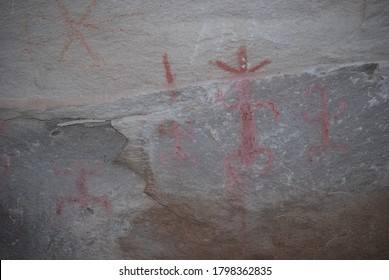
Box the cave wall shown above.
[0,0,388,259]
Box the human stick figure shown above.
[158,120,197,167]
[302,83,348,162]
[210,46,280,187]
[210,46,279,245]
[54,161,112,215]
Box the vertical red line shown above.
[162,53,175,88]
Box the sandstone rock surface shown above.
[0,0,389,259]
[113,64,389,258]
[0,0,388,118]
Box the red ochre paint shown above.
[302,84,348,162]
[162,52,178,101]
[210,45,271,75]
[212,46,279,186]
[55,0,103,67]
[211,45,279,242]
[162,53,175,87]
[24,0,108,67]
[24,0,142,68]
[158,120,196,167]
[54,161,112,215]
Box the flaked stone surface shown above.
[113,64,389,258]
[1,0,388,260]
[0,119,153,259]
[113,64,389,215]
[1,64,388,259]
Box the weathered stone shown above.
[0,119,154,259]
[1,0,388,118]
[1,61,388,259]
[118,189,389,259]
[0,0,388,260]
[111,63,389,258]
[113,65,388,213]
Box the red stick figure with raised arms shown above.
[302,84,348,162]
[210,46,279,245]
[54,161,112,215]
[210,46,280,187]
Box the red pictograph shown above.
[210,45,279,242]
[158,120,196,167]
[24,0,147,68]
[211,46,279,187]
[54,161,112,215]
[211,45,271,75]
[162,53,178,101]
[302,84,348,162]
[54,0,102,67]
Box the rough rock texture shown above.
[1,64,388,259]
[0,119,154,259]
[0,0,389,259]
[113,64,389,259]
[0,0,388,118]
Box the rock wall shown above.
[1,0,388,118]
[0,0,389,259]
[1,63,388,259]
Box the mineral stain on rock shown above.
[117,205,273,259]
[117,189,389,259]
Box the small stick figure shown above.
[54,161,111,215]
[158,120,196,166]
[302,84,348,162]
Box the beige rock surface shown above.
[1,0,388,260]
[0,0,388,118]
